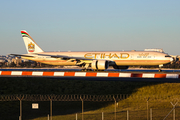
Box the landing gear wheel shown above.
[81,69,92,71]
[93,69,104,72]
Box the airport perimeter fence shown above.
[0,94,180,120]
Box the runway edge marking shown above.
[166,74,179,78]
[11,71,23,75]
[0,71,180,79]
[142,73,155,78]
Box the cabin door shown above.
[131,54,134,59]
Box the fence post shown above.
[173,107,175,120]
[17,95,24,120]
[48,95,53,120]
[20,100,22,120]
[113,96,117,120]
[150,108,152,120]
[127,110,129,120]
[80,96,84,120]
[146,97,150,120]
[163,101,178,120]
[47,114,49,120]
[50,100,52,120]
[102,112,104,120]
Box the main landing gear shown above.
[80,63,92,71]
[80,63,105,71]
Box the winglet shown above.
[21,30,44,53]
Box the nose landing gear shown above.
[158,64,163,72]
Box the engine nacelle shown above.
[91,60,109,70]
[113,65,129,70]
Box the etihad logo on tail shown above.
[28,42,35,52]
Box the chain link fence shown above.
[0,94,180,120]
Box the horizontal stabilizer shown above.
[10,54,35,57]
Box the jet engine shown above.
[91,60,109,70]
[113,65,129,70]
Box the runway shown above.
[0,68,180,82]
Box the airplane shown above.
[10,30,174,71]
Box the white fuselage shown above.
[22,51,172,66]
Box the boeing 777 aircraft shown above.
[11,30,173,71]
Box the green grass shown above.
[0,77,180,120]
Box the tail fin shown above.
[21,30,44,54]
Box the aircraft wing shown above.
[37,54,94,61]
[10,53,94,61]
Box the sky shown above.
[0,0,180,55]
